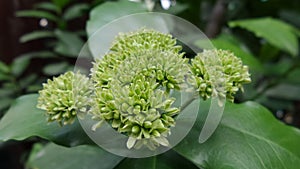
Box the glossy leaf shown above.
[229,17,299,56]
[114,150,198,169]
[27,143,123,169]
[0,94,93,147]
[16,10,60,22]
[20,31,55,43]
[63,3,89,21]
[54,30,84,57]
[174,100,300,169]
[86,0,147,37]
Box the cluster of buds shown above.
[189,49,251,102]
[37,71,91,125]
[37,29,251,150]
[90,29,189,149]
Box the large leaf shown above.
[16,10,60,22]
[174,100,300,169]
[86,0,147,37]
[0,94,93,147]
[229,17,299,56]
[27,143,123,169]
[20,31,55,43]
[115,150,198,169]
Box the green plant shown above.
[1,1,300,169]
[16,0,89,76]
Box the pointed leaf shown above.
[174,100,300,169]
[20,31,55,43]
[16,10,60,22]
[229,17,299,56]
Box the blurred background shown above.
[0,0,299,168]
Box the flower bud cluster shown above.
[37,29,251,150]
[90,29,189,149]
[37,71,91,125]
[189,49,251,102]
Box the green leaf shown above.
[174,100,300,169]
[229,17,299,56]
[43,62,70,75]
[51,0,72,9]
[0,61,10,74]
[54,30,84,57]
[0,94,93,147]
[27,143,123,169]
[20,31,55,43]
[287,68,300,85]
[34,2,60,13]
[0,98,14,113]
[63,3,89,21]
[16,10,60,22]
[86,0,147,37]
[18,51,56,59]
[115,150,198,169]
[265,83,300,101]
[18,74,38,89]
[11,56,31,76]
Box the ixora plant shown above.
[0,28,300,169]
[37,29,251,150]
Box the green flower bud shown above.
[89,29,189,150]
[189,49,251,102]
[37,71,91,125]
